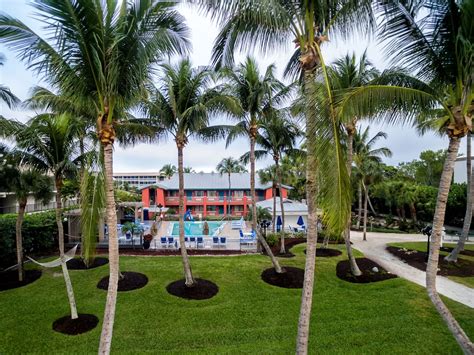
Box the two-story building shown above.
[141,172,289,218]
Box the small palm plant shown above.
[216,157,247,215]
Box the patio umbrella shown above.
[276,216,282,232]
[297,216,304,226]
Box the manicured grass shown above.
[388,242,474,288]
[1,244,473,353]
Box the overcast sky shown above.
[0,1,455,173]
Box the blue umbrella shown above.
[276,216,282,232]
[297,216,304,226]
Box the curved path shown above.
[350,231,474,308]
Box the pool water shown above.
[170,222,223,236]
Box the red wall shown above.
[156,189,165,206]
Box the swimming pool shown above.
[169,221,224,236]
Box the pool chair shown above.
[160,237,167,248]
[167,237,174,248]
[220,237,227,248]
[184,236,189,247]
[197,237,204,248]
[189,236,196,248]
[212,237,219,248]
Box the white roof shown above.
[256,197,308,213]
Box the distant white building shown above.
[256,197,308,230]
[453,157,474,184]
[113,172,165,188]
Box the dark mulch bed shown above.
[97,271,148,292]
[0,270,42,291]
[440,246,474,257]
[387,246,474,277]
[317,237,345,245]
[336,258,398,283]
[261,266,304,288]
[166,278,219,300]
[265,238,306,258]
[304,248,343,257]
[52,314,99,335]
[274,252,296,258]
[67,257,109,270]
[94,248,246,256]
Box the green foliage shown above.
[0,211,57,269]
[166,208,177,215]
[264,232,278,247]
[398,150,447,187]
[115,189,141,202]
[246,206,272,224]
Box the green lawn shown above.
[389,242,474,288]
[1,243,473,354]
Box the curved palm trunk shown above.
[250,130,282,272]
[178,144,195,286]
[15,200,27,282]
[296,70,319,354]
[228,173,231,216]
[55,177,78,320]
[427,136,474,352]
[446,133,472,262]
[276,158,286,254]
[345,131,362,275]
[99,143,119,354]
[363,184,368,241]
[356,183,362,230]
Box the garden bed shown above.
[166,278,219,300]
[97,271,148,291]
[67,257,109,270]
[0,270,42,291]
[52,314,99,335]
[336,257,397,283]
[261,266,304,288]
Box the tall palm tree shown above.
[223,57,290,273]
[241,112,302,253]
[160,164,177,179]
[0,53,20,109]
[258,166,278,232]
[0,113,84,321]
[216,157,247,216]
[0,149,52,282]
[0,2,190,351]
[378,1,474,350]
[144,59,236,287]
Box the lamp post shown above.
[260,219,271,239]
[421,225,432,262]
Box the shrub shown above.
[166,208,176,215]
[0,211,58,270]
[265,233,279,247]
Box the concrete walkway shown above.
[350,231,474,308]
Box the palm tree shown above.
[0,53,20,109]
[216,157,247,216]
[1,149,52,282]
[223,57,290,273]
[0,2,190,351]
[378,1,474,350]
[1,113,84,321]
[144,59,236,287]
[160,164,177,179]
[242,112,302,253]
[183,167,195,173]
[258,166,278,233]
[353,128,392,241]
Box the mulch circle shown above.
[440,246,474,257]
[67,257,109,270]
[303,248,342,257]
[0,270,42,291]
[52,314,99,335]
[275,252,296,258]
[97,271,148,292]
[387,246,474,277]
[166,278,219,300]
[317,237,345,245]
[336,257,398,283]
[261,266,304,289]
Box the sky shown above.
[0,0,454,173]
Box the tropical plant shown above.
[144,59,236,287]
[216,157,247,215]
[0,53,20,110]
[242,111,302,253]
[0,113,84,321]
[160,164,177,179]
[183,167,195,173]
[0,1,190,351]
[223,56,290,273]
[247,205,272,225]
[258,166,278,232]
[378,1,474,350]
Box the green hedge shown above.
[0,211,58,270]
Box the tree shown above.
[242,111,302,253]
[0,113,84,321]
[216,157,247,215]
[144,59,235,287]
[258,165,278,233]
[0,2,190,352]
[160,164,177,179]
[398,150,447,187]
[0,53,20,109]
[378,1,474,350]
[183,167,195,173]
[223,57,290,273]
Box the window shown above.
[234,190,244,198]
[207,191,217,197]
[168,191,179,197]
[207,205,217,212]
[194,191,204,197]
[195,206,204,212]
[234,205,244,212]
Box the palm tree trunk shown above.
[367,195,376,216]
[410,203,417,223]
[272,184,276,233]
[55,177,78,320]
[250,129,282,273]
[345,130,361,276]
[178,143,195,286]
[99,143,119,355]
[228,173,231,216]
[296,70,319,355]
[357,183,362,230]
[276,158,286,254]
[363,185,368,241]
[426,136,474,353]
[15,200,26,282]
[446,133,472,262]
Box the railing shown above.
[163,196,263,205]
[0,198,79,215]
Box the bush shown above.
[166,208,177,215]
[265,233,279,247]
[0,211,58,270]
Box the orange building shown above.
[141,172,289,218]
